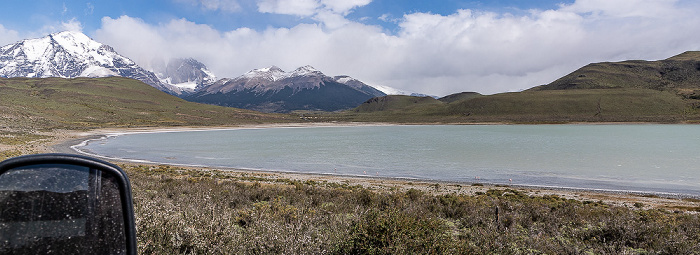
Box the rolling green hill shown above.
[534,51,700,97]
[339,52,700,123]
[0,77,288,131]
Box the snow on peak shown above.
[0,31,171,93]
[0,31,136,79]
[155,57,217,90]
[241,65,325,82]
[291,65,322,77]
[242,66,287,81]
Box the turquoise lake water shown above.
[77,125,700,197]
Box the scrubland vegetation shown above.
[127,165,700,254]
[3,73,700,254]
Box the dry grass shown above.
[126,165,700,254]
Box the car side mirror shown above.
[0,154,137,254]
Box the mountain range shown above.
[0,31,394,112]
[184,66,385,112]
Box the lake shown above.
[76,125,700,197]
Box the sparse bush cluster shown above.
[126,165,700,254]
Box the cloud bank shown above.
[89,0,700,96]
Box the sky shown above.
[1,0,700,96]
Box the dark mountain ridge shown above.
[187,66,386,113]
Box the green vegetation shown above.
[2,54,700,254]
[0,77,289,131]
[127,165,700,254]
[538,51,700,92]
[328,88,699,123]
[322,51,700,123]
[0,77,290,159]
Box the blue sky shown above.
[2,0,574,33]
[1,0,699,96]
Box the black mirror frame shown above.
[0,153,137,255]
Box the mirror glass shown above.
[0,163,127,254]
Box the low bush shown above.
[125,165,700,254]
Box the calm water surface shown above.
[77,125,700,196]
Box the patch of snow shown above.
[291,65,322,77]
[18,37,52,61]
[336,76,355,84]
[201,68,217,82]
[171,81,198,90]
[243,66,289,81]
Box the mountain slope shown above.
[0,31,177,94]
[0,77,286,130]
[187,66,386,113]
[533,51,700,97]
[342,52,700,123]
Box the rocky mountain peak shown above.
[0,31,174,93]
[154,58,217,92]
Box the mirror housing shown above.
[0,153,137,254]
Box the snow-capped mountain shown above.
[0,31,175,93]
[187,66,386,113]
[154,58,216,93]
[201,65,331,94]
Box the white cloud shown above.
[320,0,371,14]
[93,0,700,96]
[95,16,171,70]
[31,18,84,36]
[177,0,241,12]
[85,2,95,15]
[61,18,84,32]
[560,0,679,18]
[257,0,320,16]
[257,0,371,28]
[0,24,20,46]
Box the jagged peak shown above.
[0,31,170,93]
[50,30,91,40]
[49,31,103,50]
[2,30,125,67]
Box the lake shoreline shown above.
[43,123,700,212]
